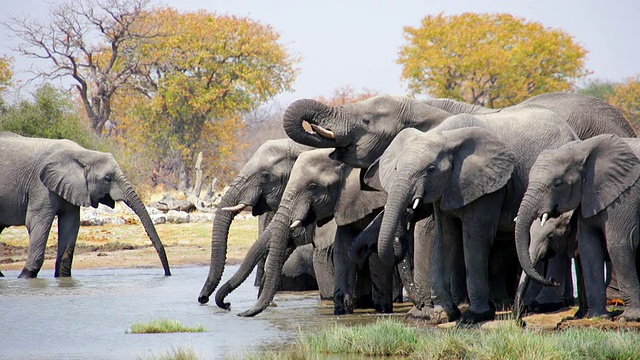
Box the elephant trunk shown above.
[214,222,271,310]
[238,210,292,317]
[515,192,555,286]
[283,99,340,148]
[378,178,413,266]
[198,185,243,304]
[118,175,171,276]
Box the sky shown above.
[1,0,638,105]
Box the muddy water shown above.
[0,266,398,359]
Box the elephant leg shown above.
[312,246,334,300]
[55,207,80,277]
[573,256,588,319]
[578,224,610,319]
[458,202,501,324]
[430,210,462,322]
[412,217,434,308]
[333,226,357,315]
[529,255,572,313]
[368,254,394,313]
[355,260,373,309]
[19,212,55,278]
[488,238,517,310]
[606,225,640,322]
[254,256,266,287]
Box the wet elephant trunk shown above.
[378,178,413,266]
[118,175,171,276]
[198,186,243,304]
[515,192,554,286]
[214,223,271,310]
[283,99,340,148]
[238,210,292,317]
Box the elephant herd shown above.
[2,91,640,326]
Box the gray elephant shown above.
[516,134,640,322]
[364,109,578,324]
[283,92,634,169]
[215,149,390,317]
[0,132,170,278]
[198,139,323,303]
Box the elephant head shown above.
[282,94,454,168]
[198,139,314,304]
[40,148,171,276]
[365,126,516,265]
[515,134,640,285]
[215,149,387,316]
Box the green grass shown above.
[246,318,640,359]
[128,319,206,334]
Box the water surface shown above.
[0,265,390,359]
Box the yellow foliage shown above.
[398,13,590,107]
[0,56,14,92]
[111,7,299,187]
[608,75,640,134]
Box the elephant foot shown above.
[18,269,38,278]
[527,300,565,314]
[457,309,495,325]
[198,295,210,304]
[617,307,640,322]
[572,306,588,319]
[334,294,355,315]
[587,309,613,321]
[404,305,457,324]
[374,302,393,314]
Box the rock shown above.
[165,210,190,224]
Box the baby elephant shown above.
[515,134,640,321]
[0,132,171,278]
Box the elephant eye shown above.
[308,183,318,191]
[104,175,113,183]
[260,172,271,183]
[426,165,437,175]
[362,115,371,125]
[553,178,563,188]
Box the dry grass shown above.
[0,213,259,271]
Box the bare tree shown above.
[4,0,156,136]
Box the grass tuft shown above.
[128,319,206,334]
[137,345,201,360]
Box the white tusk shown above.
[290,220,302,229]
[412,198,420,210]
[513,216,518,223]
[221,204,248,212]
[540,213,549,227]
[310,124,336,139]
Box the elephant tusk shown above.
[290,220,302,229]
[540,213,549,227]
[513,216,518,223]
[310,124,336,139]
[412,198,421,210]
[221,203,248,212]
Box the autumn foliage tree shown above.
[608,75,640,134]
[398,13,590,107]
[5,0,158,136]
[113,8,299,190]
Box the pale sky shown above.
[1,0,638,104]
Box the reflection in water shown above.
[0,266,400,359]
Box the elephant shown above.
[515,134,640,322]
[363,109,579,324]
[0,132,171,278]
[283,92,634,169]
[214,149,390,317]
[198,139,318,304]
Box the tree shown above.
[5,0,157,136]
[578,78,618,100]
[0,83,101,149]
[398,13,590,107]
[113,8,299,190]
[314,85,378,106]
[0,55,13,111]
[608,75,640,134]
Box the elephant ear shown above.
[335,168,387,226]
[363,128,423,191]
[580,135,640,218]
[40,149,91,207]
[441,127,516,211]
